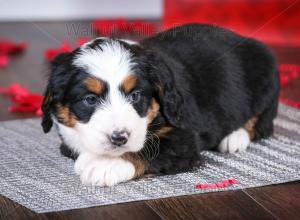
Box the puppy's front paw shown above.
[74,153,96,175]
[74,154,135,186]
[218,128,250,153]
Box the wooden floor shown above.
[0,22,300,220]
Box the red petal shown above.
[76,37,90,47]
[0,40,27,55]
[280,74,289,87]
[0,83,43,116]
[196,179,240,189]
[44,42,72,61]
[228,179,240,184]
[0,54,10,68]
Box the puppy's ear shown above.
[41,86,54,133]
[50,52,70,67]
[154,57,185,127]
[41,52,70,133]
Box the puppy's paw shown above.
[74,153,96,175]
[75,154,135,186]
[218,128,250,153]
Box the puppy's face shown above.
[42,38,160,156]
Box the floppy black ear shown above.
[153,56,185,127]
[41,52,71,133]
[41,86,53,133]
[158,80,184,127]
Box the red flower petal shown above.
[44,42,72,61]
[0,54,10,68]
[0,40,27,55]
[0,83,43,116]
[195,179,240,189]
[76,37,91,47]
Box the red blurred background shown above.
[163,0,300,47]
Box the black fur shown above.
[137,24,279,174]
[60,143,78,160]
[42,24,280,175]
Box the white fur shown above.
[218,128,250,153]
[120,39,138,45]
[75,153,135,186]
[56,39,148,157]
[80,37,108,48]
[73,40,134,85]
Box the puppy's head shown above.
[42,38,183,156]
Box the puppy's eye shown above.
[129,91,141,103]
[83,94,98,106]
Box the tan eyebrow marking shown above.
[122,74,138,93]
[84,77,104,95]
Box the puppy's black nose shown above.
[110,130,129,146]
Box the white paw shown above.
[74,153,135,186]
[218,128,250,153]
[74,153,97,175]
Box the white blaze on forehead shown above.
[120,39,138,45]
[80,37,108,48]
[73,40,135,86]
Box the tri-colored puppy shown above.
[41,24,279,186]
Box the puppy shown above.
[41,24,279,186]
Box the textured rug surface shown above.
[0,104,300,213]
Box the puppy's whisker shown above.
[145,131,160,161]
[141,135,152,161]
[147,133,154,159]
[149,132,157,160]
[141,134,153,161]
[148,122,164,127]
[151,133,160,160]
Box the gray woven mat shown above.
[0,104,300,213]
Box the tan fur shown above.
[122,74,138,93]
[243,116,258,140]
[84,77,104,95]
[146,99,160,123]
[121,153,146,178]
[56,103,77,127]
[155,126,172,137]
